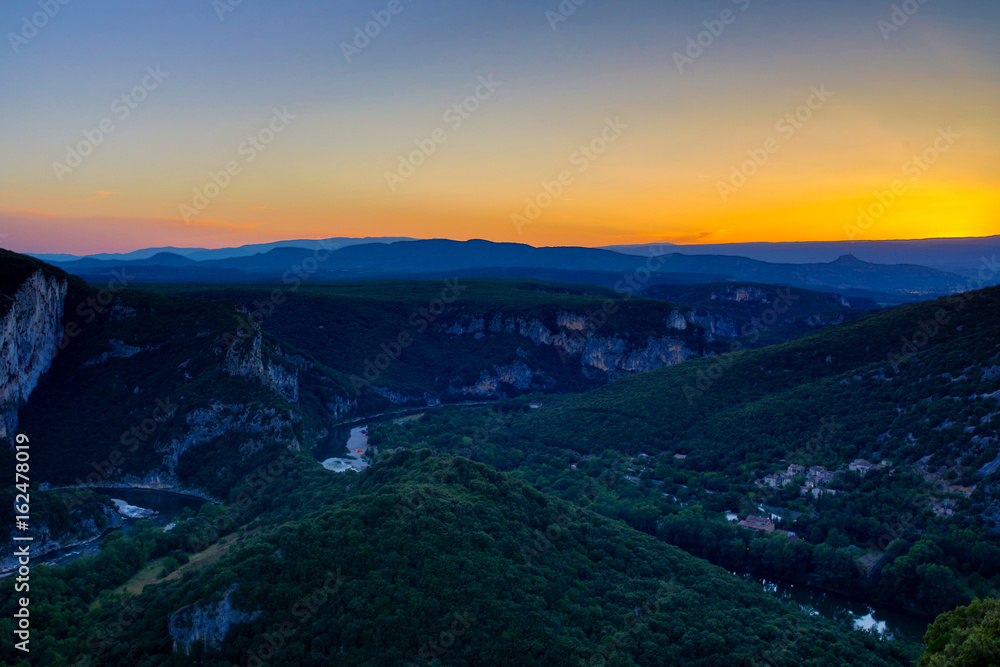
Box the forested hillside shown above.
[523,286,1000,475]
[368,288,1000,618]
[149,280,726,406]
[0,453,916,666]
[1,251,995,664]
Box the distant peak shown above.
[834,253,863,264]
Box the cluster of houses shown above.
[755,459,888,498]
[756,463,833,493]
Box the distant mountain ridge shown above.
[34,234,998,277]
[603,235,1000,277]
[38,239,975,301]
[31,236,415,263]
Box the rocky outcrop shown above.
[451,361,553,397]
[665,310,688,330]
[327,394,357,420]
[683,311,739,340]
[556,312,589,331]
[0,270,68,438]
[81,338,160,368]
[369,385,415,405]
[164,402,296,473]
[222,331,299,403]
[169,584,260,655]
[578,336,695,380]
[439,312,702,383]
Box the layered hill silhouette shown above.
[47,239,972,301]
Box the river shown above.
[311,402,497,462]
[312,405,467,469]
[741,574,929,644]
[96,487,209,516]
[17,488,209,572]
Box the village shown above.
[723,459,884,537]
[753,459,888,497]
[615,453,905,540]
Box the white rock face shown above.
[81,338,157,368]
[169,584,260,655]
[686,311,739,340]
[441,311,702,386]
[580,336,692,377]
[451,361,550,397]
[0,270,68,438]
[556,312,590,331]
[222,330,299,403]
[164,402,294,473]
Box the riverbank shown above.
[0,526,118,577]
[331,400,502,429]
[44,483,219,504]
[740,573,930,644]
[321,426,372,472]
[1,488,211,575]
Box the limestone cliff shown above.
[0,270,68,438]
[221,329,299,403]
[438,311,703,386]
[169,584,260,655]
[163,402,297,473]
[451,361,554,397]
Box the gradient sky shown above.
[1,0,998,254]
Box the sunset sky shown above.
[1,0,998,255]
